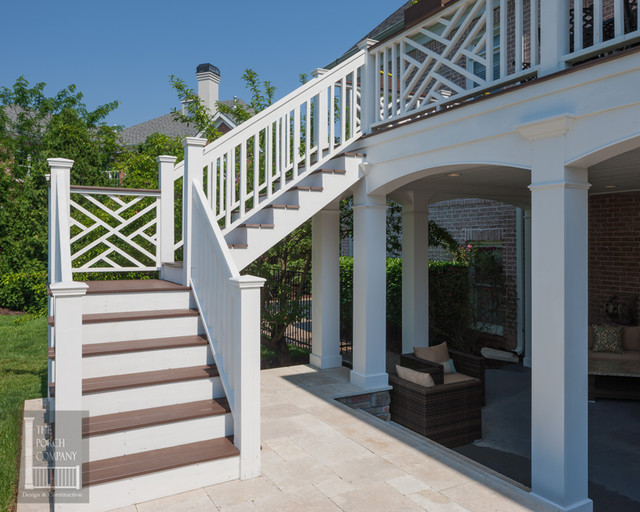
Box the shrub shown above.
[0,270,48,314]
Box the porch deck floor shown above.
[112,365,552,512]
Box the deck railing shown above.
[188,51,366,232]
[566,0,639,62]
[368,0,540,128]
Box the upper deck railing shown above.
[366,0,639,129]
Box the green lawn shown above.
[0,316,48,512]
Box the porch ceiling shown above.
[386,146,640,207]
[589,146,640,195]
[388,166,532,209]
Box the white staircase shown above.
[47,48,368,512]
[49,280,238,511]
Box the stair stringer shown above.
[226,154,364,271]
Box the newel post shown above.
[358,38,378,134]
[47,158,74,285]
[230,275,266,480]
[157,155,177,266]
[182,138,207,286]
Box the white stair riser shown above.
[82,377,224,416]
[54,456,240,512]
[82,346,213,378]
[83,291,193,315]
[82,316,202,344]
[230,159,361,270]
[85,413,233,462]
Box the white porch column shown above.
[524,117,592,512]
[351,183,388,389]
[402,203,429,354]
[311,205,342,369]
[539,0,570,76]
[358,38,379,134]
[523,209,533,368]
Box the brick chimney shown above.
[196,63,221,116]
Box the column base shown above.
[309,353,342,369]
[531,494,592,512]
[523,356,532,368]
[350,370,388,390]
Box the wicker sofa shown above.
[588,324,640,400]
[389,349,485,448]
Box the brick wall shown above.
[429,198,519,350]
[589,191,640,324]
[336,391,391,421]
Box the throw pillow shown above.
[396,365,435,388]
[441,359,456,374]
[414,342,449,363]
[591,324,624,354]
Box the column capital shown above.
[529,180,591,192]
[516,114,576,141]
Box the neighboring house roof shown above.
[119,98,250,146]
[326,1,412,68]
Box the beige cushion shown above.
[443,373,477,384]
[592,324,624,353]
[623,326,640,352]
[396,365,435,388]
[414,342,450,363]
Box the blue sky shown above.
[0,1,404,128]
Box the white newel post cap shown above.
[156,155,178,164]
[230,275,266,290]
[49,281,89,297]
[357,38,378,50]
[311,68,329,78]
[47,158,74,171]
[182,137,208,148]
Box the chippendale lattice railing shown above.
[369,0,540,126]
[69,186,162,272]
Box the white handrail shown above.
[189,179,265,478]
[175,51,366,233]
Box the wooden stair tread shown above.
[48,335,208,360]
[228,243,248,249]
[84,279,189,294]
[265,204,300,210]
[83,398,230,437]
[83,437,238,487]
[49,365,219,397]
[292,186,323,192]
[239,223,274,229]
[312,168,347,175]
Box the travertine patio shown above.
[103,364,553,512]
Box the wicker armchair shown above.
[400,349,486,404]
[389,371,483,448]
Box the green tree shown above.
[0,77,121,311]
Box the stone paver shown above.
[19,365,557,512]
